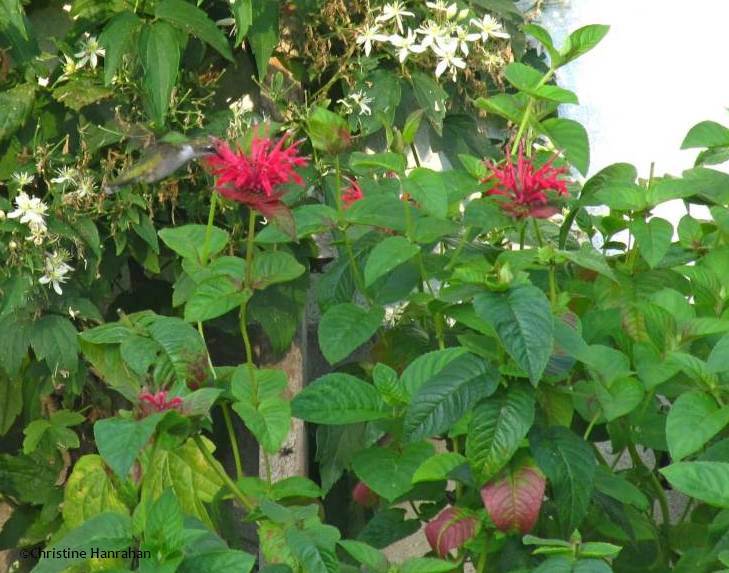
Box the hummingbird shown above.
[103,138,219,193]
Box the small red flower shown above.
[483,147,569,219]
[205,135,308,218]
[424,506,477,557]
[342,178,364,207]
[138,389,183,415]
[352,481,379,508]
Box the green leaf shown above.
[540,117,590,175]
[403,168,449,219]
[403,353,499,442]
[523,23,562,67]
[94,414,162,479]
[412,452,466,484]
[350,151,406,174]
[232,0,252,46]
[140,437,224,528]
[364,237,420,287]
[0,373,22,436]
[666,391,729,461]
[400,558,457,573]
[251,251,305,289]
[594,377,643,421]
[338,540,388,573]
[401,347,468,397]
[156,0,233,61]
[159,224,229,262]
[560,24,610,65]
[99,12,142,86]
[352,442,434,501]
[474,285,554,385]
[30,315,79,373]
[184,275,250,322]
[318,303,383,364]
[31,512,133,573]
[682,120,729,149]
[561,244,617,282]
[466,384,535,479]
[145,314,211,388]
[306,106,350,154]
[411,71,448,134]
[402,109,424,145]
[661,462,729,508]
[631,218,673,268]
[140,20,181,126]
[0,83,34,143]
[249,0,279,77]
[52,77,113,111]
[231,367,291,454]
[62,455,130,529]
[292,373,389,424]
[316,424,366,494]
[78,339,141,401]
[0,314,31,376]
[503,63,578,104]
[530,426,596,535]
[180,549,256,573]
[475,93,524,124]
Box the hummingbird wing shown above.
[104,144,197,193]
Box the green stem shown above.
[583,411,599,440]
[510,68,555,157]
[201,192,219,265]
[532,217,544,247]
[199,193,243,480]
[334,155,369,299]
[548,265,558,305]
[477,534,488,573]
[444,226,471,271]
[245,208,256,286]
[628,443,670,534]
[519,220,527,250]
[193,435,255,511]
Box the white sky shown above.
[541,0,729,180]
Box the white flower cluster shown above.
[356,1,509,81]
[52,166,97,201]
[7,190,49,246]
[39,251,74,295]
[337,91,374,117]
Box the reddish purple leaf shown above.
[481,458,546,533]
[424,506,477,557]
[352,481,379,508]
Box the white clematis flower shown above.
[376,2,415,34]
[433,37,466,81]
[470,14,510,42]
[417,20,447,50]
[389,29,427,63]
[39,251,73,296]
[356,24,389,57]
[454,25,481,56]
[7,191,48,231]
[74,35,105,69]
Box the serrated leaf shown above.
[404,353,499,442]
[0,83,34,143]
[184,274,250,322]
[540,117,590,175]
[318,303,383,364]
[412,452,466,483]
[156,0,233,61]
[401,347,469,397]
[661,461,729,508]
[480,456,546,534]
[466,384,535,479]
[631,217,673,268]
[94,414,162,479]
[251,251,305,289]
[249,0,279,77]
[140,20,181,126]
[99,12,142,86]
[30,315,79,373]
[352,442,434,501]
[474,285,554,385]
[63,455,130,529]
[292,373,389,424]
[530,426,596,535]
[159,224,229,262]
[666,391,729,461]
[232,0,252,46]
[231,367,291,454]
[412,71,448,134]
[364,236,419,287]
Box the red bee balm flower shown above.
[139,390,183,415]
[483,148,569,219]
[342,178,364,207]
[205,135,308,218]
[352,481,379,508]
